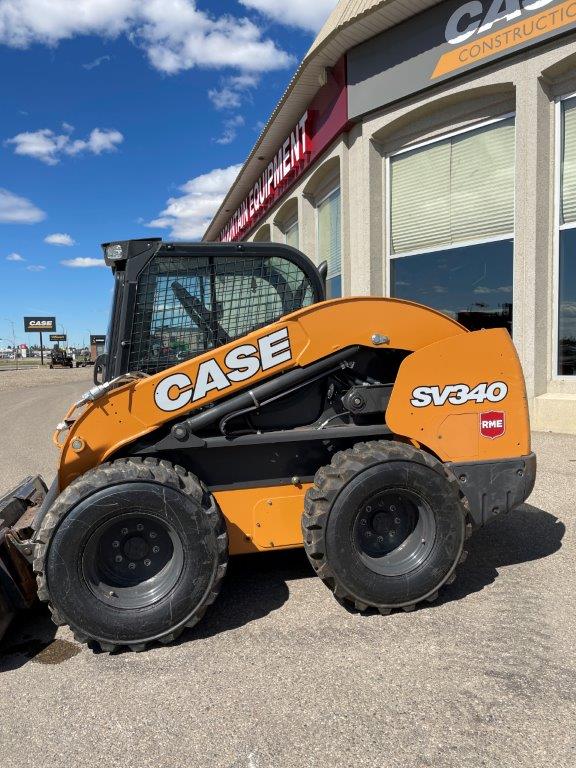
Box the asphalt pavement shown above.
[0,369,574,768]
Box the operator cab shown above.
[97,239,326,384]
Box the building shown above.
[204,0,576,434]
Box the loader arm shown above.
[54,297,529,494]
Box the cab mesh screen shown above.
[128,254,315,374]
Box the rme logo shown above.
[480,410,506,438]
[410,381,508,408]
[446,0,557,45]
[154,327,292,413]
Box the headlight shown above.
[105,243,124,260]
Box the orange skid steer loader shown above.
[0,240,535,651]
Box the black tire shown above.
[33,457,228,652]
[302,441,471,613]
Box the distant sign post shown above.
[24,316,56,366]
[49,334,67,344]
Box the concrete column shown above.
[346,123,371,295]
[513,70,554,402]
[300,193,317,265]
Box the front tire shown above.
[302,441,470,613]
[33,458,228,652]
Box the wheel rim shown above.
[352,488,436,576]
[82,513,184,609]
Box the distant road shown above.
[0,369,92,496]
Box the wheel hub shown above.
[123,536,149,561]
[82,513,183,609]
[352,489,436,576]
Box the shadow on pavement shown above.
[0,604,79,673]
[185,547,315,643]
[0,504,563,660]
[440,503,565,604]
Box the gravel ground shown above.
[0,369,574,768]
[0,365,91,393]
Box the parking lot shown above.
[0,368,574,768]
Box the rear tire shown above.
[33,457,228,652]
[302,441,471,613]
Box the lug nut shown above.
[121,528,128,535]
[128,562,136,570]
[389,530,396,538]
[150,532,157,539]
[394,518,401,525]
[144,559,151,567]
[115,555,123,563]
[112,540,120,548]
[136,524,144,532]
[390,505,396,513]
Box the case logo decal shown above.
[410,381,508,408]
[154,327,292,413]
[480,411,506,439]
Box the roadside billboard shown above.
[23,316,56,333]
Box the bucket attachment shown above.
[0,476,47,642]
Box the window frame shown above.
[283,215,299,247]
[553,91,576,380]
[385,113,516,335]
[315,183,343,297]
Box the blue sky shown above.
[0,0,337,348]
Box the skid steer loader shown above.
[0,239,536,652]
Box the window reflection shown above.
[390,239,513,334]
[559,228,576,375]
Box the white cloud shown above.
[215,115,245,145]
[61,257,106,268]
[6,126,124,165]
[0,188,46,223]
[473,285,514,295]
[239,0,338,32]
[83,54,111,70]
[44,232,76,246]
[148,164,241,240]
[0,0,295,73]
[26,264,46,271]
[6,252,25,261]
[208,73,259,110]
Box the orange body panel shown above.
[214,484,313,554]
[386,328,531,461]
[53,298,531,555]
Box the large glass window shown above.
[317,186,342,298]
[558,97,576,376]
[389,118,515,333]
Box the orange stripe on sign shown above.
[432,0,576,79]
